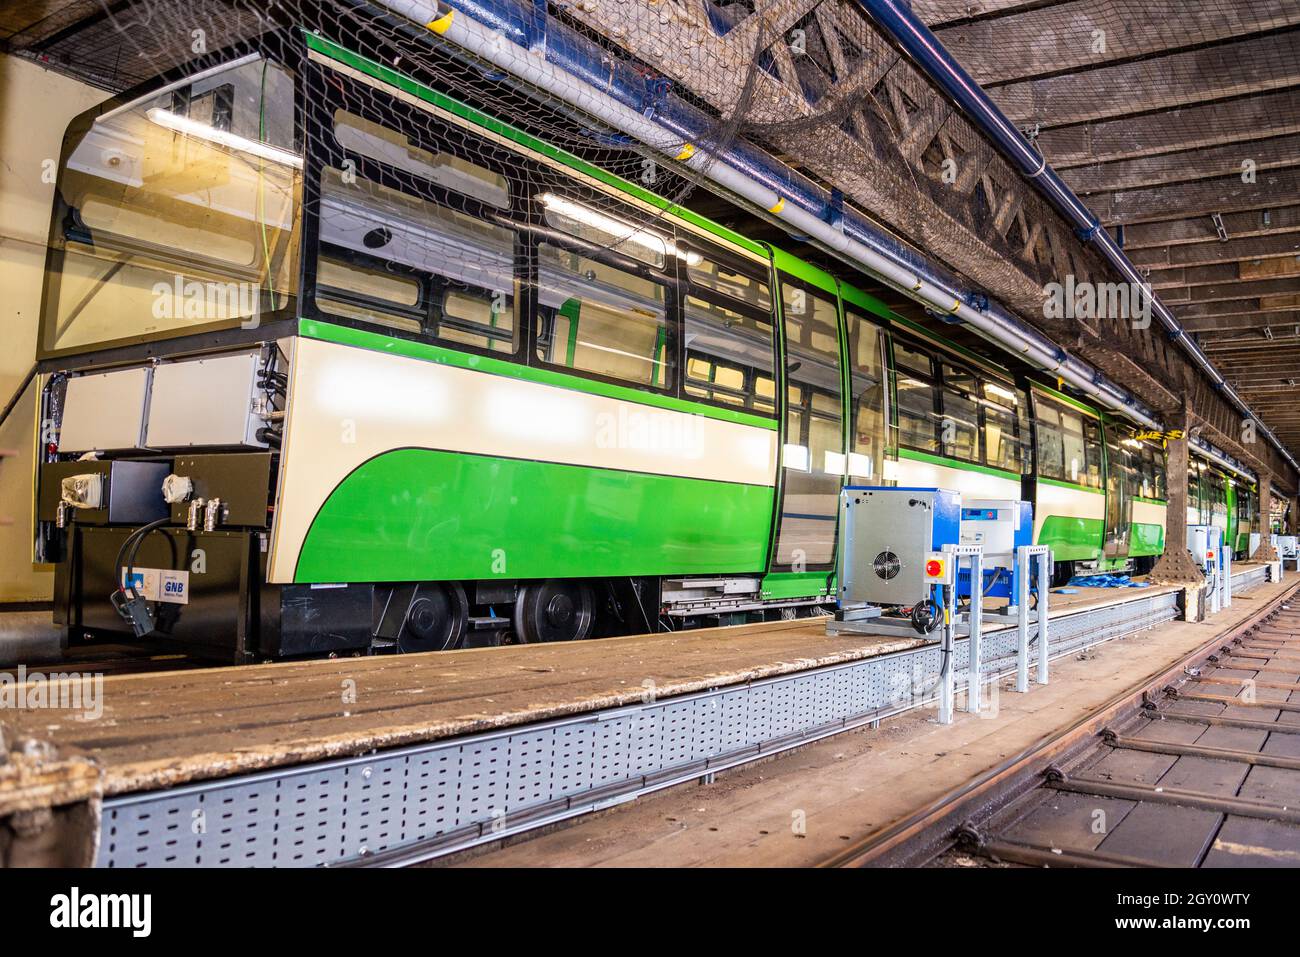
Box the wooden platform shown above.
[0,576,1195,802]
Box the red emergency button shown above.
[925,558,944,577]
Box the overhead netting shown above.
[24,0,1299,302]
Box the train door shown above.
[840,288,889,486]
[1208,470,1229,536]
[1225,479,1238,552]
[769,270,846,573]
[1102,424,1132,559]
[1187,463,1205,527]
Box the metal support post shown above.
[1209,557,1221,616]
[1037,550,1052,685]
[939,577,955,725]
[937,543,984,716]
[966,550,984,715]
[1016,548,1030,694]
[1221,546,1232,609]
[1015,545,1051,693]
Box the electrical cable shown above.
[110,517,173,633]
[909,597,939,634]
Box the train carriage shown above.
[28,27,1249,661]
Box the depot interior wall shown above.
[0,55,105,602]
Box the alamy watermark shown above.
[0,666,103,721]
[595,406,705,456]
[1043,275,1152,329]
[152,275,263,329]
[50,887,150,937]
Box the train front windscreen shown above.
[40,54,301,357]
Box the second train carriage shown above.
[30,29,1254,660]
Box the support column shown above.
[1150,411,1202,583]
[1254,473,1279,562]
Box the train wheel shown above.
[513,580,595,643]
[398,582,469,653]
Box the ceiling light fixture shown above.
[147,107,303,168]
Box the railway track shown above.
[823,582,1300,868]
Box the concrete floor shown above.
[448,574,1298,867]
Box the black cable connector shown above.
[110,517,173,638]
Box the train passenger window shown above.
[1133,443,1166,500]
[535,243,672,388]
[1033,394,1100,487]
[47,56,299,352]
[1124,443,1145,498]
[942,364,978,395]
[982,381,1026,473]
[1034,403,1066,480]
[316,254,423,332]
[685,356,746,405]
[682,250,771,313]
[314,167,520,351]
[441,290,515,353]
[896,374,940,453]
[1133,445,1153,498]
[893,341,933,377]
[680,243,776,414]
[942,392,980,463]
[846,311,886,480]
[1208,471,1227,521]
[1059,409,1087,483]
[1082,419,1104,488]
[773,280,844,570]
[332,110,509,208]
[939,363,980,463]
[539,192,667,269]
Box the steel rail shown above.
[966,838,1161,869]
[1098,731,1300,772]
[1048,776,1300,825]
[818,580,1300,868]
[1171,691,1300,712]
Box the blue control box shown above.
[957,499,1033,601]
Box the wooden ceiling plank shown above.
[992,30,1300,128]
[935,0,1300,86]
[1041,89,1300,168]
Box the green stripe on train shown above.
[295,449,774,583]
[1038,515,1104,562]
[896,447,1021,482]
[1130,522,1164,557]
[760,571,834,600]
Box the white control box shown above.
[146,352,268,448]
[58,367,152,453]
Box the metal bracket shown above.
[1015,545,1052,692]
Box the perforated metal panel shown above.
[1233,566,1269,593]
[99,588,1189,868]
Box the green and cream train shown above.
[31,31,1258,660]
